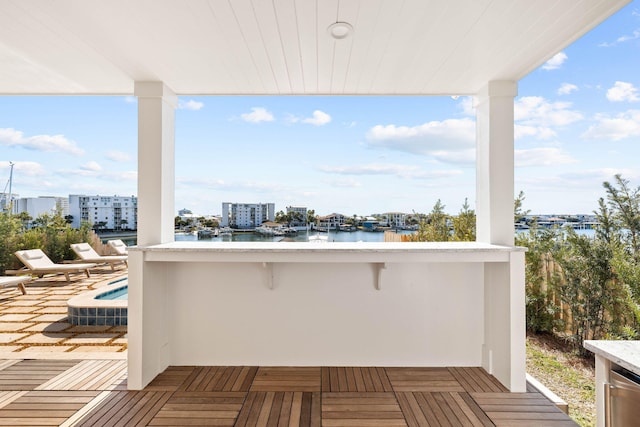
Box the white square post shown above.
[134,81,177,246]
[128,81,176,389]
[476,81,526,392]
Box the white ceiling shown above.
[0,0,630,95]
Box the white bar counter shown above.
[584,340,640,427]
[127,242,526,392]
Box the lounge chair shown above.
[70,243,128,271]
[13,249,96,282]
[107,239,128,255]
[0,276,31,295]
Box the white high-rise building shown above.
[13,196,69,218]
[221,202,275,229]
[69,195,137,230]
[286,206,307,228]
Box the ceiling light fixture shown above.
[328,22,353,40]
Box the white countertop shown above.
[130,241,526,263]
[132,241,526,253]
[584,340,640,376]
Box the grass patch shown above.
[526,333,595,426]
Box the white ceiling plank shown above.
[329,0,361,93]
[250,0,293,93]
[295,0,319,93]
[202,0,268,93]
[228,0,280,93]
[316,0,340,94]
[273,0,305,93]
[428,0,531,94]
[0,1,132,93]
[365,0,442,95]
[415,1,493,94]
[347,0,397,94]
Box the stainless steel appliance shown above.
[606,368,640,427]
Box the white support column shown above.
[134,81,177,246]
[127,249,170,390]
[476,81,525,392]
[128,82,175,390]
[475,81,517,246]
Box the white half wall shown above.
[166,261,484,367]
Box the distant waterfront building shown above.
[221,202,275,229]
[381,212,406,228]
[13,196,69,219]
[0,192,19,213]
[68,194,138,230]
[286,206,307,227]
[317,213,346,230]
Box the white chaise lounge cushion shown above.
[14,249,96,282]
[15,249,96,270]
[107,239,128,255]
[0,276,31,294]
[70,243,127,272]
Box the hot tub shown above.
[67,278,128,326]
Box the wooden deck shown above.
[0,360,578,426]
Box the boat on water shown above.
[255,225,285,236]
[197,228,218,238]
[308,233,328,243]
[219,227,234,235]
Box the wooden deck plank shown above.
[386,368,465,393]
[251,367,321,392]
[0,390,99,427]
[322,392,407,426]
[471,390,578,426]
[0,362,580,426]
[36,360,127,391]
[0,360,79,391]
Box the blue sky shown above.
[1,2,639,217]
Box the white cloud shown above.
[542,52,567,70]
[514,125,557,140]
[515,147,577,167]
[0,161,45,176]
[581,110,640,141]
[106,150,132,162]
[0,128,84,155]
[326,178,362,188]
[123,96,137,104]
[176,177,284,194]
[599,29,640,47]
[319,163,463,180]
[515,96,583,127]
[59,166,136,181]
[178,99,204,111]
[302,110,331,126]
[241,107,274,123]
[459,97,475,116]
[606,81,639,102]
[80,161,102,172]
[557,83,578,95]
[365,118,475,158]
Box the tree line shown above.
[411,175,640,355]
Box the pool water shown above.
[95,285,128,301]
